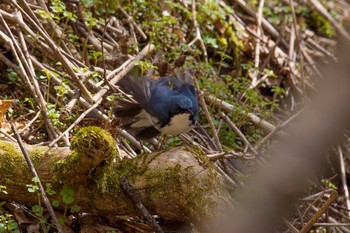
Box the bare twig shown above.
[119,7,147,40]
[48,99,103,147]
[11,0,94,102]
[205,95,279,134]
[93,43,155,102]
[0,128,16,142]
[290,0,308,98]
[252,0,265,85]
[306,38,337,62]
[193,83,223,152]
[309,0,350,41]
[231,0,288,49]
[338,145,350,218]
[11,124,63,233]
[188,0,208,63]
[299,190,338,233]
[254,109,303,150]
[283,219,299,233]
[120,176,164,233]
[310,209,350,233]
[18,111,41,134]
[0,13,59,141]
[220,112,257,155]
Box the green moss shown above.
[144,165,215,217]
[29,146,48,167]
[0,142,27,184]
[183,145,212,168]
[55,151,80,172]
[97,157,148,194]
[70,126,117,158]
[53,127,119,183]
[304,10,335,38]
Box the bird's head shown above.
[171,96,198,124]
[157,95,199,135]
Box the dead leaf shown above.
[215,19,227,34]
[0,99,14,128]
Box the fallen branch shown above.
[0,127,228,223]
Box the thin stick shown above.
[92,43,155,102]
[309,0,350,41]
[283,219,299,233]
[310,206,350,233]
[11,124,63,233]
[188,0,208,63]
[194,84,223,152]
[119,7,147,40]
[290,0,306,97]
[299,190,338,233]
[194,124,218,151]
[254,109,303,150]
[205,95,279,134]
[48,99,102,147]
[220,112,257,155]
[11,0,94,102]
[231,0,288,49]
[120,176,164,233]
[338,145,350,218]
[0,128,16,142]
[252,0,265,85]
[0,14,58,141]
[19,111,41,134]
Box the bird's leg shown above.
[157,134,168,150]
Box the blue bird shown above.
[114,70,199,140]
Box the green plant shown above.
[26,178,81,230]
[52,185,80,225]
[0,214,19,233]
[321,179,338,190]
[6,69,20,84]
[26,177,51,231]
[0,186,7,195]
[47,103,63,127]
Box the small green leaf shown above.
[106,95,114,101]
[32,205,44,216]
[62,196,74,204]
[70,204,81,212]
[52,200,60,207]
[32,177,40,184]
[0,223,6,232]
[60,185,74,198]
[7,220,18,230]
[45,183,57,196]
[58,216,65,226]
[27,187,35,193]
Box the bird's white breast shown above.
[160,113,193,135]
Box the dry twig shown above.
[120,176,165,233]
[11,124,63,233]
[188,0,208,63]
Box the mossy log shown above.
[0,127,228,222]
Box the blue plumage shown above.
[114,71,199,140]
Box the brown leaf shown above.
[215,20,227,35]
[0,99,14,127]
